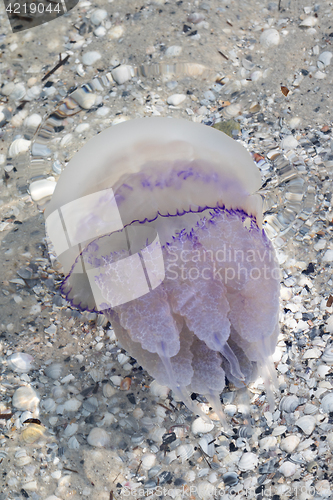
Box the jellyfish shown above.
[44,117,280,426]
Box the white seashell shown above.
[132,407,144,419]
[259,29,280,48]
[21,423,45,444]
[187,12,204,23]
[64,398,82,412]
[222,102,242,118]
[280,136,298,151]
[60,134,73,148]
[102,383,117,398]
[64,423,78,437]
[141,453,156,469]
[111,65,134,85]
[314,71,326,79]
[44,363,63,380]
[8,138,31,158]
[318,51,332,67]
[10,83,26,100]
[165,46,182,57]
[289,117,302,129]
[11,109,28,127]
[315,480,331,498]
[251,70,262,82]
[75,123,90,134]
[303,347,321,359]
[238,451,258,471]
[52,386,65,399]
[198,433,215,457]
[24,113,42,131]
[295,415,316,435]
[177,443,195,462]
[149,427,166,443]
[82,51,102,66]
[299,16,317,27]
[90,368,102,382]
[259,436,277,451]
[280,435,300,453]
[12,386,39,412]
[71,88,97,109]
[279,395,300,413]
[42,398,56,413]
[87,427,110,447]
[167,94,186,106]
[1,82,15,96]
[94,26,106,37]
[197,481,215,500]
[224,404,237,416]
[68,436,80,450]
[304,403,318,415]
[150,381,170,398]
[25,86,41,101]
[7,353,34,373]
[317,365,331,378]
[29,180,56,202]
[90,8,107,25]
[16,454,32,466]
[108,25,124,40]
[321,392,333,413]
[279,460,297,477]
[192,417,214,435]
[321,346,333,364]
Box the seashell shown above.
[321,345,333,364]
[82,51,102,66]
[238,452,258,471]
[259,29,280,48]
[148,464,162,478]
[197,481,215,500]
[94,26,106,37]
[120,377,132,391]
[108,25,124,40]
[90,368,102,382]
[31,143,52,157]
[68,436,80,450]
[11,109,28,127]
[192,417,214,435]
[102,383,116,398]
[21,423,45,444]
[90,8,107,25]
[111,65,134,85]
[42,398,56,413]
[280,136,298,151]
[12,386,39,412]
[24,113,42,131]
[149,427,166,443]
[8,138,31,158]
[303,402,318,415]
[87,427,110,447]
[44,117,280,424]
[167,94,186,106]
[52,386,65,399]
[295,415,316,435]
[223,471,238,487]
[303,347,321,359]
[44,363,63,380]
[83,397,98,412]
[64,398,82,412]
[251,70,262,82]
[318,51,332,67]
[321,392,333,413]
[279,460,297,477]
[177,443,195,462]
[259,436,277,451]
[10,83,26,101]
[222,102,241,118]
[315,480,331,497]
[29,180,56,202]
[150,381,170,399]
[75,123,90,134]
[279,395,300,413]
[16,453,32,466]
[60,134,73,148]
[299,16,317,27]
[187,12,205,24]
[198,433,215,457]
[71,88,97,110]
[141,453,156,470]
[64,423,78,437]
[7,353,34,373]
[280,435,300,453]
[165,46,182,57]
[25,86,41,101]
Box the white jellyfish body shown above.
[44,117,280,424]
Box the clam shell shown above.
[24,114,42,131]
[111,65,134,85]
[21,423,45,444]
[299,16,317,27]
[191,417,214,435]
[7,353,34,373]
[303,403,318,415]
[29,180,56,202]
[177,444,195,462]
[82,51,102,66]
[71,88,97,110]
[279,460,297,477]
[280,435,300,453]
[321,392,333,413]
[44,363,63,380]
[295,415,316,435]
[87,427,110,447]
[8,138,31,158]
[42,398,56,413]
[63,398,82,412]
[198,433,215,457]
[141,453,156,470]
[108,25,125,40]
[223,472,238,487]
[90,8,107,25]
[68,436,80,450]
[259,29,280,48]
[64,423,78,437]
[238,451,258,471]
[279,395,300,413]
[321,345,333,364]
[12,386,39,412]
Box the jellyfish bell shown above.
[44,117,280,426]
